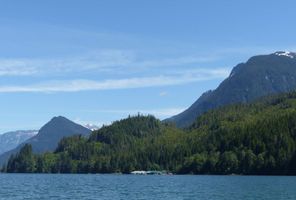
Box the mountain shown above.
[84,124,100,131]
[0,130,37,155]
[166,51,296,127]
[6,91,296,175]
[0,116,91,165]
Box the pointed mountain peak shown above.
[0,115,92,166]
[50,116,69,122]
[38,116,91,137]
[46,116,82,127]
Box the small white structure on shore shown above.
[131,171,147,175]
[130,170,169,175]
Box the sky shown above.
[1,0,296,132]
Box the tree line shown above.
[4,92,296,175]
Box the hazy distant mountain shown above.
[0,116,91,165]
[166,51,296,127]
[84,124,100,131]
[0,130,37,155]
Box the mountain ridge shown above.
[166,51,296,127]
[6,91,296,175]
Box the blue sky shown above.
[1,0,296,132]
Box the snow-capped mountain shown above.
[84,124,100,131]
[0,130,38,155]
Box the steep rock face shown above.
[166,51,296,127]
[0,116,91,165]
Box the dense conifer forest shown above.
[4,92,296,175]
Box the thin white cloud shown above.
[159,91,168,96]
[0,63,38,76]
[0,68,230,93]
[0,49,221,77]
[0,45,291,78]
[0,49,134,76]
[129,55,219,69]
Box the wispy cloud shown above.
[0,68,230,93]
[0,48,222,77]
[0,62,38,76]
[0,49,134,76]
[1,45,290,78]
[159,91,168,97]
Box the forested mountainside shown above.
[4,91,296,175]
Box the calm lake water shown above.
[0,174,295,199]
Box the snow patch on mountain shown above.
[274,51,295,59]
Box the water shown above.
[0,174,295,200]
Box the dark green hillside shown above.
[4,92,296,175]
[181,92,296,175]
[89,115,162,146]
[4,115,189,173]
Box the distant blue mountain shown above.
[0,116,91,165]
[0,130,37,155]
